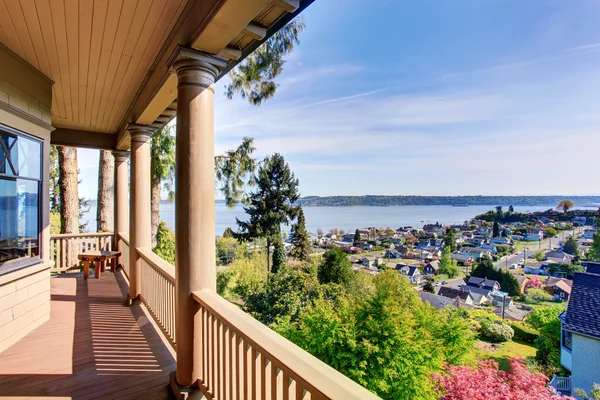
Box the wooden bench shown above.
[78,250,122,279]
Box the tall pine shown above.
[290,207,311,261]
[235,153,300,272]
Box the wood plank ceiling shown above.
[0,0,188,134]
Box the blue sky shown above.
[78,0,600,199]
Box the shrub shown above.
[523,288,554,304]
[480,321,514,343]
[510,321,540,343]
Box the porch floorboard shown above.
[0,270,176,399]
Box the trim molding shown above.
[0,101,54,132]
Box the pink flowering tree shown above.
[434,358,574,400]
[527,275,544,290]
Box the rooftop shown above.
[564,271,600,340]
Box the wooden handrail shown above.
[50,232,115,239]
[136,247,175,283]
[117,232,129,246]
[193,289,380,400]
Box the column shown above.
[112,151,130,252]
[127,125,154,303]
[169,47,223,389]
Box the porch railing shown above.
[117,233,130,278]
[192,289,379,400]
[549,375,571,394]
[49,232,114,272]
[137,246,176,346]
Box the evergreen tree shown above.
[470,260,521,297]
[423,281,435,293]
[563,235,580,257]
[235,153,300,272]
[290,207,312,261]
[223,227,234,238]
[354,229,361,245]
[492,221,500,237]
[589,222,600,261]
[439,247,459,277]
[501,228,509,238]
[444,229,457,252]
[150,126,176,246]
[272,238,287,273]
[508,205,514,213]
[318,247,354,286]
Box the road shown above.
[495,227,583,271]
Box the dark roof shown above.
[514,275,528,286]
[438,287,470,301]
[418,292,456,310]
[407,266,420,277]
[467,277,499,290]
[425,261,440,270]
[586,263,600,275]
[563,272,600,340]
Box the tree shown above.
[153,221,176,265]
[235,153,300,272]
[501,228,509,238]
[527,275,543,289]
[471,260,521,297]
[271,238,287,273]
[445,229,457,252]
[434,358,571,400]
[533,249,545,262]
[495,205,503,216]
[423,281,435,293]
[214,137,257,207]
[290,207,311,261]
[216,236,238,265]
[49,145,60,211]
[354,229,361,245]
[439,247,460,277]
[589,222,600,261]
[508,205,515,213]
[57,146,79,233]
[492,221,500,238]
[574,384,600,400]
[563,236,579,257]
[150,126,176,246]
[226,18,306,105]
[96,150,114,232]
[318,247,354,286]
[223,227,234,238]
[557,199,575,213]
[317,228,324,238]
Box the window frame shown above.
[0,123,43,274]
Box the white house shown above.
[524,229,544,242]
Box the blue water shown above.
[81,203,554,236]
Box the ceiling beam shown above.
[242,22,267,40]
[273,0,299,13]
[219,46,242,60]
[52,128,117,150]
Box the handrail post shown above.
[113,151,130,262]
[168,46,222,397]
[127,125,155,304]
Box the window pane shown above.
[0,134,17,176]
[16,135,41,179]
[0,178,39,263]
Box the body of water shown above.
[82,203,556,235]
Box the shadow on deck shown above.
[0,270,176,399]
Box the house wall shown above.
[571,333,600,397]
[0,45,54,354]
[0,264,51,353]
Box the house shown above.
[468,238,486,247]
[524,229,544,242]
[583,229,597,240]
[466,277,501,292]
[419,291,470,310]
[514,275,529,293]
[491,237,512,245]
[545,277,573,301]
[571,216,587,226]
[385,249,402,259]
[423,260,440,275]
[493,304,532,321]
[341,234,355,243]
[459,247,493,261]
[456,285,491,305]
[545,250,575,265]
[397,265,423,284]
[437,287,474,306]
[451,253,475,265]
[480,242,497,254]
[362,257,383,268]
[554,270,600,397]
[476,227,491,236]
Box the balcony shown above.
[549,375,571,396]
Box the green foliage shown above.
[547,263,585,278]
[535,317,562,374]
[223,227,234,238]
[354,229,361,245]
[470,260,521,296]
[318,247,355,287]
[563,235,580,257]
[235,153,300,272]
[444,229,457,252]
[216,237,239,265]
[479,322,514,343]
[217,270,235,299]
[522,288,554,304]
[272,238,286,274]
[150,126,176,197]
[49,145,60,211]
[214,137,257,207]
[492,221,500,237]
[226,18,306,105]
[510,321,540,343]
[544,227,557,237]
[574,383,600,400]
[50,210,61,235]
[153,221,176,265]
[274,271,475,400]
[533,249,545,262]
[590,226,600,261]
[229,246,268,297]
[496,244,510,256]
[557,199,575,213]
[527,305,565,330]
[290,207,312,261]
[423,281,435,293]
[439,247,460,277]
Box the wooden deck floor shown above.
[0,270,176,399]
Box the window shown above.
[562,329,572,351]
[0,126,42,271]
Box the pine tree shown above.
[235,153,300,272]
[492,221,500,237]
[290,207,311,261]
[272,239,287,274]
[563,236,580,257]
[318,247,354,286]
[354,229,361,245]
[445,229,457,252]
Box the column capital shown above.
[167,46,227,90]
[112,150,130,163]
[127,124,156,143]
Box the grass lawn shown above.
[478,339,537,372]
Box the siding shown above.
[571,333,600,397]
[0,265,51,353]
[0,78,52,124]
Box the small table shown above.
[78,250,122,279]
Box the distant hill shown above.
[297,195,600,207]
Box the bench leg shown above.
[111,257,116,273]
[95,261,102,279]
[83,260,89,279]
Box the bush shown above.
[480,321,514,343]
[523,288,554,304]
[510,321,540,343]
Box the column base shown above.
[169,371,206,400]
[125,294,141,306]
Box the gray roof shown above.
[418,292,456,310]
[564,272,600,340]
[586,263,600,275]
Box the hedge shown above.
[510,321,540,343]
